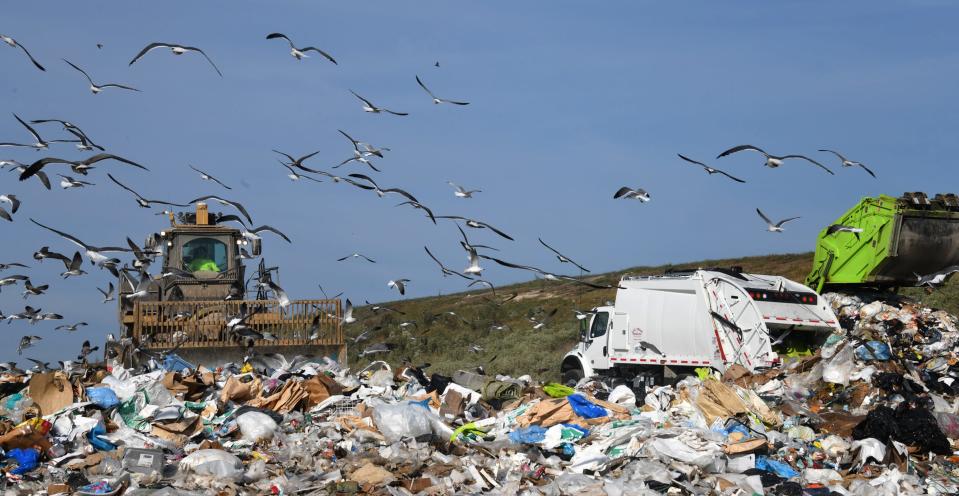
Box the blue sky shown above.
[2,1,957,363]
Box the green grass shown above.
[346,252,958,381]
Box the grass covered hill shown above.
[345,252,958,381]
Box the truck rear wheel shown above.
[562,368,584,388]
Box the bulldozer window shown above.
[590,312,609,338]
[182,237,228,273]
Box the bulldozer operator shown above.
[186,246,220,273]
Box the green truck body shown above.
[806,192,959,292]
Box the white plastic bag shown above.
[372,402,432,442]
[236,411,278,442]
[179,449,244,481]
[823,344,855,386]
[607,385,636,407]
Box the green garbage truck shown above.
[806,192,959,292]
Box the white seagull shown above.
[415,75,470,105]
[63,59,140,94]
[756,208,800,233]
[613,187,650,202]
[717,145,834,175]
[818,149,876,178]
[448,181,481,198]
[388,279,410,295]
[129,42,223,76]
[1,33,45,71]
[349,90,408,116]
[265,33,336,64]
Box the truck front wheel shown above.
[562,368,584,388]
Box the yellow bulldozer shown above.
[108,203,345,369]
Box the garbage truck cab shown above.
[561,268,840,388]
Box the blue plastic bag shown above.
[855,341,890,361]
[755,455,798,479]
[163,353,195,372]
[87,423,116,451]
[86,387,120,409]
[508,425,547,444]
[568,394,608,419]
[7,447,39,475]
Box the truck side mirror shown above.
[251,238,262,257]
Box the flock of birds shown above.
[0,27,951,371]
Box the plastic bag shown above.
[236,411,278,442]
[822,344,855,386]
[372,402,433,442]
[7,447,40,475]
[179,449,244,482]
[86,387,120,409]
[855,341,891,361]
[88,423,116,451]
[508,425,546,444]
[543,383,575,398]
[568,394,607,419]
[607,385,636,407]
[755,455,798,478]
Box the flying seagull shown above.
[60,251,87,278]
[347,174,419,203]
[31,119,104,151]
[55,322,87,332]
[337,253,376,263]
[5,162,50,189]
[21,280,48,299]
[241,225,291,244]
[97,282,115,303]
[265,33,336,64]
[349,90,408,116]
[272,149,323,173]
[108,174,188,208]
[396,200,437,224]
[756,208,800,233]
[365,301,403,315]
[18,335,41,355]
[279,161,324,183]
[424,246,473,280]
[33,246,70,265]
[464,247,483,276]
[826,224,864,239]
[189,165,231,189]
[1,114,49,150]
[916,265,959,289]
[818,149,876,178]
[188,195,252,224]
[0,262,28,272]
[613,186,650,202]
[388,279,410,295]
[19,153,149,180]
[29,218,132,265]
[129,42,223,76]
[337,129,390,159]
[77,340,99,361]
[538,238,590,272]
[717,145,834,175]
[0,274,28,291]
[58,175,94,189]
[448,181,481,198]
[677,154,746,183]
[63,59,140,94]
[1,33,45,71]
[415,75,469,105]
[0,194,20,215]
[435,215,514,240]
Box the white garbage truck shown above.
[560,267,840,388]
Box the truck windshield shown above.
[182,237,228,273]
[590,312,609,338]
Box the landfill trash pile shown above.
[0,294,958,494]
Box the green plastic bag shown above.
[543,383,575,398]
